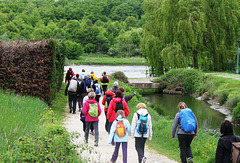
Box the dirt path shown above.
[63,98,178,163]
[206,72,240,80]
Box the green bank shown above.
[66,54,147,65]
[0,84,82,162]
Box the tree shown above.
[65,40,84,59]
[142,0,240,75]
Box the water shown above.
[64,65,150,78]
[142,93,240,136]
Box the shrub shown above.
[232,102,240,122]
[226,96,240,109]
[216,90,229,105]
[111,71,129,83]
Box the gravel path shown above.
[63,98,178,163]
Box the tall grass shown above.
[0,90,47,153]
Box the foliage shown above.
[110,71,129,83]
[0,84,84,162]
[2,110,82,162]
[157,69,240,114]
[232,103,240,122]
[216,90,229,105]
[0,0,144,58]
[158,69,208,94]
[0,89,47,154]
[142,0,240,75]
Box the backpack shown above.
[66,70,73,80]
[86,78,92,88]
[116,120,127,137]
[82,82,87,93]
[180,108,196,132]
[68,79,78,92]
[95,84,100,94]
[115,99,123,113]
[136,113,148,135]
[102,75,108,83]
[105,95,113,109]
[232,142,240,163]
[88,102,98,118]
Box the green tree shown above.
[142,0,240,75]
[65,40,84,59]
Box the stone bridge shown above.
[128,78,160,89]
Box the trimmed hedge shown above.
[0,39,65,104]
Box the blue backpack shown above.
[180,108,196,132]
[136,113,148,136]
[95,84,100,94]
[86,78,92,88]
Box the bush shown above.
[111,71,129,83]
[226,96,240,108]
[216,90,229,105]
[2,110,82,162]
[232,102,240,122]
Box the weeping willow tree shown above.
[142,0,240,75]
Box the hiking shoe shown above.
[188,157,193,163]
[90,131,95,135]
[141,156,147,163]
[111,141,115,146]
[69,108,73,113]
[94,142,98,147]
[73,111,76,114]
[110,160,116,163]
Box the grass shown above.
[66,54,147,65]
[0,90,48,153]
[0,84,83,162]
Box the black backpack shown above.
[115,99,123,113]
[102,75,108,83]
[105,95,113,109]
[66,70,73,80]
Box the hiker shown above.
[109,110,131,163]
[113,81,119,93]
[80,74,93,99]
[65,76,80,114]
[100,71,109,95]
[93,80,101,103]
[90,71,97,81]
[65,67,75,83]
[79,69,85,81]
[215,120,240,163]
[118,87,136,103]
[102,87,115,133]
[172,102,198,163]
[81,88,95,135]
[107,90,129,134]
[131,103,152,163]
[82,92,101,146]
[76,74,82,110]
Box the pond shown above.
[142,93,240,136]
[64,65,150,78]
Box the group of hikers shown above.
[64,67,240,163]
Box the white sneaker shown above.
[141,156,147,163]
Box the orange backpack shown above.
[116,120,126,137]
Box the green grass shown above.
[67,54,147,65]
[0,84,82,162]
[0,90,48,153]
